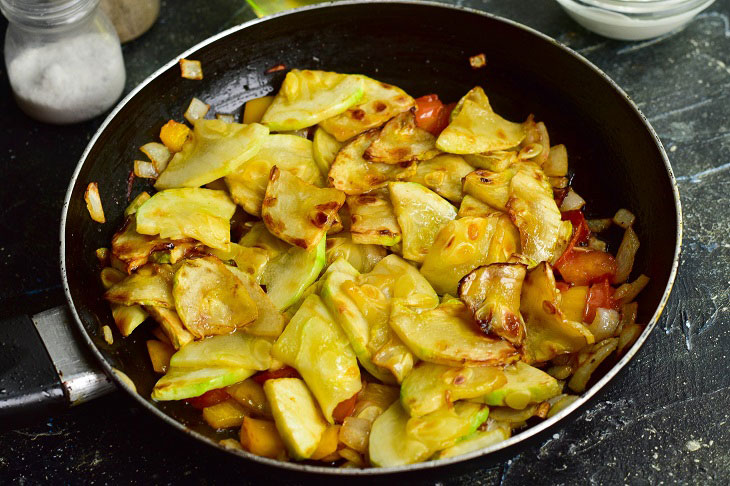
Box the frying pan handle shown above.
[0,307,115,426]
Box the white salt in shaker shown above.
[1,0,126,124]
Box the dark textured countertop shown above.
[1,0,729,484]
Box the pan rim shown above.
[60,0,682,476]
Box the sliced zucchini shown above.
[463,150,518,172]
[100,267,148,336]
[458,263,527,345]
[272,295,361,423]
[406,402,490,451]
[104,263,175,308]
[151,366,255,401]
[407,154,474,203]
[420,215,507,296]
[436,87,525,154]
[319,75,415,142]
[389,299,519,367]
[261,236,326,311]
[481,361,562,409]
[144,306,193,350]
[328,129,416,195]
[136,188,236,250]
[312,127,344,176]
[521,262,594,363]
[225,134,324,217]
[400,362,506,417]
[155,120,269,189]
[364,254,439,307]
[111,216,192,273]
[261,69,364,131]
[320,259,395,383]
[457,195,502,219]
[172,256,258,338]
[347,189,401,246]
[228,266,287,339]
[507,163,572,264]
[238,221,290,260]
[363,110,439,164]
[170,331,271,370]
[520,115,550,167]
[124,191,151,216]
[433,424,511,459]
[325,233,387,273]
[210,243,269,284]
[389,182,457,263]
[262,166,345,250]
[462,166,518,212]
[264,378,328,459]
[369,400,432,467]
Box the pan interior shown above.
[62,1,678,475]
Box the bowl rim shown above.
[60,0,682,476]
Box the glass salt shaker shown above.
[1,0,126,124]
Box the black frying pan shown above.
[1,1,681,481]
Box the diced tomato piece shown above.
[332,393,358,424]
[432,101,456,136]
[555,249,617,286]
[186,388,230,409]
[414,94,445,135]
[555,210,593,271]
[555,281,571,293]
[252,366,301,385]
[583,278,619,323]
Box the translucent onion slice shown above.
[613,226,640,284]
[84,182,105,223]
[559,188,586,212]
[140,142,172,173]
[613,208,636,229]
[179,58,203,80]
[134,160,158,179]
[587,308,620,341]
[184,97,211,124]
[216,113,235,123]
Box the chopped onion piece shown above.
[84,182,105,223]
[616,301,638,335]
[613,208,636,229]
[179,58,203,80]
[184,97,211,124]
[587,308,620,341]
[613,226,640,284]
[140,142,172,173]
[617,323,643,355]
[469,53,486,69]
[102,325,114,345]
[543,144,568,177]
[339,416,371,453]
[549,176,569,189]
[587,218,612,233]
[216,113,235,123]
[560,188,586,211]
[568,338,618,393]
[134,160,158,179]
[547,395,579,418]
[613,274,650,305]
[587,235,607,252]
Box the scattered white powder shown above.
[8,33,125,124]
